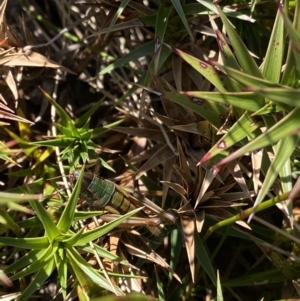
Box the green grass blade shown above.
[63,227,84,246]
[197,0,256,21]
[154,5,172,74]
[67,246,124,295]
[251,88,300,108]
[4,249,40,273]
[91,293,149,301]
[204,191,291,239]
[103,0,130,41]
[155,266,166,301]
[279,4,300,74]
[55,248,68,298]
[200,112,261,164]
[75,208,144,245]
[173,48,238,92]
[30,138,76,148]
[163,91,227,129]
[216,108,300,166]
[169,227,182,283]
[82,244,126,264]
[18,259,56,301]
[75,96,105,127]
[170,0,194,42]
[211,61,281,90]
[194,232,216,286]
[261,5,284,82]
[251,135,299,213]
[57,166,84,232]
[155,5,171,42]
[99,40,155,75]
[9,245,54,281]
[216,6,263,78]
[183,91,264,111]
[29,199,60,241]
[281,0,300,85]
[39,87,75,129]
[0,236,48,249]
[0,191,43,203]
[216,270,224,301]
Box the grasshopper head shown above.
[73,170,94,191]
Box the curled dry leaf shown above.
[0,0,74,73]
[0,49,75,73]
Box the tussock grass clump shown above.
[1,0,300,300]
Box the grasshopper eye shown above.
[74,170,81,180]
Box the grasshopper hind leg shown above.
[135,225,167,245]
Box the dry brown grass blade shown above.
[171,120,213,138]
[135,144,176,180]
[122,277,144,295]
[0,0,6,27]
[3,68,17,99]
[130,144,164,165]
[21,15,35,47]
[199,190,215,204]
[202,199,247,208]
[180,214,195,283]
[205,207,251,230]
[0,0,18,47]
[127,2,156,15]
[186,146,206,166]
[235,220,252,230]
[0,1,72,74]
[227,161,253,202]
[101,232,125,282]
[173,165,194,194]
[129,137,148,158]
[194,168,217,208]
[176,139,193,189]
[191,166,204,200]
[0,92,9,107]
[0,102,33,124]
[195,210,205,233]
[139,112,178,155]
[216,106,233,135]
[122,234,181,283]
[213,182,236,196]
[172,55,183,91]
[160,97,187,122]
[205,207,234,220]
[161,181,188,201]
[86,18,144,39]
[151,111,179,127]
[162,156,177,207]
[0,34,73,110]
[112,127,167,143]
[221,190,257,201]
[251,149,263,193]
[102,133,129,151]
[0,270,12,287]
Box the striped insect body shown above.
[74,171,176,243]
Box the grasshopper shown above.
[74,170,177,243]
